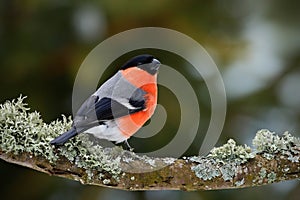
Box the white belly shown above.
[84,121,128,143]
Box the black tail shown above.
[50,128,78,146]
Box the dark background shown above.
[1,1,299,199]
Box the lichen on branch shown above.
[0,95,123,182]
[0,96,299,191]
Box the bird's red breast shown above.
[117,67,158,137]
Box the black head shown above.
[120,54,160,75]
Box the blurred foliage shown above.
[1,0,300,200]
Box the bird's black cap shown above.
[120,54,160,75]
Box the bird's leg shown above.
[124,140,134,152]
[112,140,134,151]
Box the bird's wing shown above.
[73,88,146,128]
[93,96,144,120]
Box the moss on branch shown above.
[0,96,299,191]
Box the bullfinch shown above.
[50,54,160,147]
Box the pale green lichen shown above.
[255,164,278,184]
[219,163,237,181]
[235,178,245,187]
[0,95,71,162]
[253,129,300,162]
[208,139,255,164]
[192,130,299,182]
[102,179,111,185]
[0,96,122,180]
[190,157,220,181]
[259,167,267,179]
[63,134,122,178]
[190,139,255,181]
[143,157,156,167]
[162,157,176,165]
[267,172,277,183]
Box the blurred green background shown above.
[1,0,300,199]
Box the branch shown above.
[0,96,299,191]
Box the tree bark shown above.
[0,96,299,191]
[0,147,299,191]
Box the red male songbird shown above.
[50,54,160,147]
